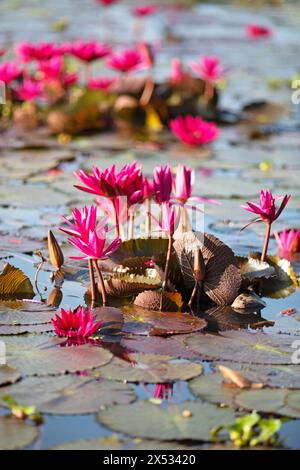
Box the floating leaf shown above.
[134,290,179,312]
[122,335,197,359]
[96,353,203,383]
[186,330,297,364]
[0,375,136,415]
[0,365,21,386]
[0,323,53,335]
[105,272,161,298]
[109,238,169,264]
[173,232,241,305]
[2,335,112,376]
[238,256,275,285]
[0,301,55,324]
[92,306,123,335]
[97,400,236,442]
[231,292,266,311]
[0,416,39,450]
[203,305,272,332]
[0,264,34,300]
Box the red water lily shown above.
[87,77,116,91]
[274,228,300,254]
[95,0,118,5]
[169,115,219,146]
[106,48,146,74]
[153,164,173,204]
[14,79,43,102]
[0,48,6,58]
[0,62,22,84]
[241,189,291,261]
[246,24,272,39]
[154,383,173,400]
[16,41,59,62]
[133,5,157,17]
[67,40,111,62]
[52,306,102,338]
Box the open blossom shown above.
[38,56,78,88]
[106,48,146,74]
[150,202,177,235]
[133,5,157,17]
[153,164,173,204]
[67,40,111,62]
[189,56,226,83]
[169,115,219,146]
[246,24,272,39]
[172,163,219,206]
[95,0,118,5]
[87,77,116,91]
[16,41,59,62]
[14,79,43,101]
[241,189,291,224]
[274,228,300,253]
[0,62,21,84]
[68,228,120,260]
[52,306,102,338]
[60,205,107,243]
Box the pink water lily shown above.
[154,383,173,400]
[106,48,146,74]
[16,41,59,62]
[170,58,185,85]
[189,55,226,83]
[150,202,177,235]
[95,0,118,5]
[241,189,291,261]
[246,24,272,39]
[274,228,300,254]
[169,115,219,146]
[87,77,116,91]
[0,62,22,84]
[14,79,43,102]
[153,164,173,204]
[60,205,107,243]
[133,5,157,17]
[68,229,120,261]
[0,48,6,58]
[68,40,111,62]
[52,306,102,338]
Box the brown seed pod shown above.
[173,231,241,306]
[134,290,179,312]
[47,230,64,269]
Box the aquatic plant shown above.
[169,115,219,146]
[51,306,102,338]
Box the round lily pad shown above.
[235,389,300,419]
[0,416,39,450]
[96,353,203,383]
[51,436,193,450]
[0,365,21,386]
[2,335,113,376]
[186,331,297,364]
[122,335,197,359]
[0,375,136,415]
[0,323,53,335]
[97,401,236,442]
[0,301,55,324]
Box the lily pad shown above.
[96,353,203,383]
[51,436,193,450]
[186,331,297,364]
[0,375,136,415]
[109,238,169,264]
[122,335,198,359]
[0,323,53,335]
[203,306,272,332]
[0,365,21,387]
[2,335,112,376]
[97,400,236,442]
[92,306,124,335]
[0,416,39,450]
[0,301,55,323]
[0,264,34,300]
[123,306,207,336]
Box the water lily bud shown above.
[47,287,63,308]
[47,230,64,269]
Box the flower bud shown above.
[47,230,64,269]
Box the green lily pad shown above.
[0,365,21,386]
[2,335,112,376]
[0,416,39,450]
[0,375,136,415]
[96,353,203,383]
[0,323,53,335]
[186,331,297,364]
[189,372,237,407]
[235,389,300,419]
[97,400,236,442]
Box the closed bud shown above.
[47,230,64,269]
[47,287,63,308]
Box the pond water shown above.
[0,0,300,451]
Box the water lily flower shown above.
[241,189,291,261]
[169,115,219,146]
[246,24,272,39]
[0,62,22,84]
[153,164,173,204]
[68,229,120,261]
[189,56,227,99]
[87,76,116,91]
[16,41,59,62]
[38,56,64,80]
[0,48,6,58]
[170,58,185,85]
[106,48,146,74]
[150,202,176,235]
[14,79,43,102]
[51,306,102,338]
[274,228,300,254]
[154,383,173,400]
[133,5,157,17]
[95,0,119,5]
[60,205,107,242]
[68,40,111,62]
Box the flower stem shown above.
[128,211,135,239]
[88,259,96,308]
[181,205,187,232]
[113,199,120,238]
[204,80,214,101]
[160,234,173,311]
[261,221,271,262]
[93,260,107,307]
[145,198,151,237]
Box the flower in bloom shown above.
[38,56,64,80]
[95,0,118,5]
[16,41,59,62]
[274,228,300,253]
[14,79,43,102]
[153,164,173,204]
[150,202,177,235]
[246,24,272,39]
[241,189,291,224]
[106,48,146,74]
[68,228,120,260]
[189,56,226,83]
[154,383,173,400]
[87,77,116,91]
[51,306,102,338]
[0,62,21,84]
[172,163,219,206]
[133,5,157,17]
[169,115,219,146]
[68,40,111,62]
[59,205,107,243]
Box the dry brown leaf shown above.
[0,263,34,300]
[218,365,263,390]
